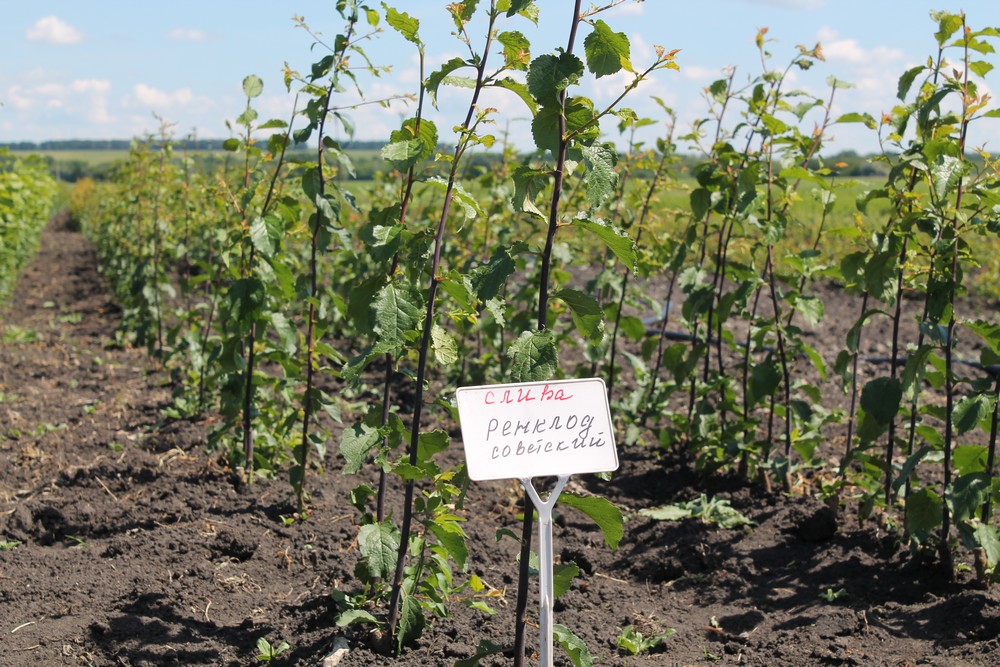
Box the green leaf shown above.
[532,96,598,153]
[897,65,925,100]
[429,522,469,570]
[527,52,584,107]
[430,323,459,365]
[954,444,988,476]
[336,609,380,627]
[794,294,824,325]
[358,522,400,580]
[341,421,382,475]
[382,3,420,44]
[931,155,967,200]
[470,245,517,301]
[905,487,942,543]
[425,57,467,108]
[963,523,1000,567]
[382,118,438,169]
[553,288,604,343]
[269,312,296,355]
[371,282,424,356]
[498,30,530,71]
[571,214,637,272]
[417,428,449,461]
[455,640,506,667]
[583,19,632,77]
[508,330,557,382]
[510,165,548,219]
[249,216,278,258]
[638,504,690,521]
[425,177,483,219]
[582,142,619,208]
[242,74,263,99]
[748,357,781,408]
[560,493,623,550]
[553,624,594,667]
[493,76,538,114]
[951,472,991,523]
[860,377,902,424]
[954,393,995,435]
[553,562,580,598]
[396,588,424,652]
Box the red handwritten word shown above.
[483,384,574,405]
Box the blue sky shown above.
[0,1,994,154]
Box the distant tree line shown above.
[4,138,901,183]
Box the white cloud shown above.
[26,16,84,45]
[739,0,825,8]
[816,26,905,65]
[167,28,209,42]
[71,79,111,94]
[132,84,195,108]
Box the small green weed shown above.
[639,494,755,529]
[616,624,675,655]
[820,587,848,603]
[255,637,290,662]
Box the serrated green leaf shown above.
[498,30,530,71]
[905,487,942,543]
[336,608,380,627]
[532,96,598,153]
[431,324,459,366]
[560,493,623,550]
[952,473,991,523]
[470,245,516,301]
[931,155,967,199]
[748,357,782,408]
[455,640,505,667]
[508,330,557,382]
[582,142,618,207]
[583,19,631,77]
[358,522,400,580]
[638,504,690,521]
[571,214,637,272]
[371,282,424,356]
[383,3,420,44]
[430,521,468,570]
[425,57,467,108]
[860,377,902,424]
[954,444,988,476]
[396,588,424,652]
[553,624,594,667]
[553,562,580,598]
[493,76,538,114]
[553,288,604,343]
[511,165,548,219]
[954,393,995,435]
[425,177,483,219]
[340,421,382,475]
[242,74,263,98]
[527,52,584,107]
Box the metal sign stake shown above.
[521,474,570,667]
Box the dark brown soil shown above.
[2,215,999,666]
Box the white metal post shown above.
[521,475,570,667]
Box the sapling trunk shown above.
[299,16,354,515]
[981,375,1000,522]
[386,9,497,647]
[515,4,582,663]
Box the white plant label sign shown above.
[456,377,618,481]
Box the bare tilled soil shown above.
[2,214,1000,666]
